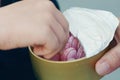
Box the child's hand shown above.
[0,0,69,59]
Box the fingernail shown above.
[96,61,110,75]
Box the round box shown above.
[29,46,110,80]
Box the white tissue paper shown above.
[63,7,119,58]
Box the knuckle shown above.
[113,51,120,64]
[107,50,120,68]
[112,47,120,62]
[45,1,56,11]
[46,1,54,7]
[35,1,55,12]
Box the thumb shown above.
[96,43,120,76]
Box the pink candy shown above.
[38,33,85,61]
[50,33,86,61]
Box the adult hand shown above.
[0,0,69,59]
[96,18,120,76]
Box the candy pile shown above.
[50,33,86,61]
[36,33,86,61]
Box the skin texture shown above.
[0,0,69,59]
[96,18,120,76]
[0,0,120,76]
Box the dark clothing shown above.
[0,0,59,80]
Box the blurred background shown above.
[57,0,120,80]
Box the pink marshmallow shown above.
[38,33,86,61]
[50,33,86,61]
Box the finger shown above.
[33,27,59,56]
[43,51,60,59]
[55,10,69,37]
[51,18,68,47]
[34,43,60,59]
[96,43,120,76]
[42,20,67,59]
[34,19,68,59]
